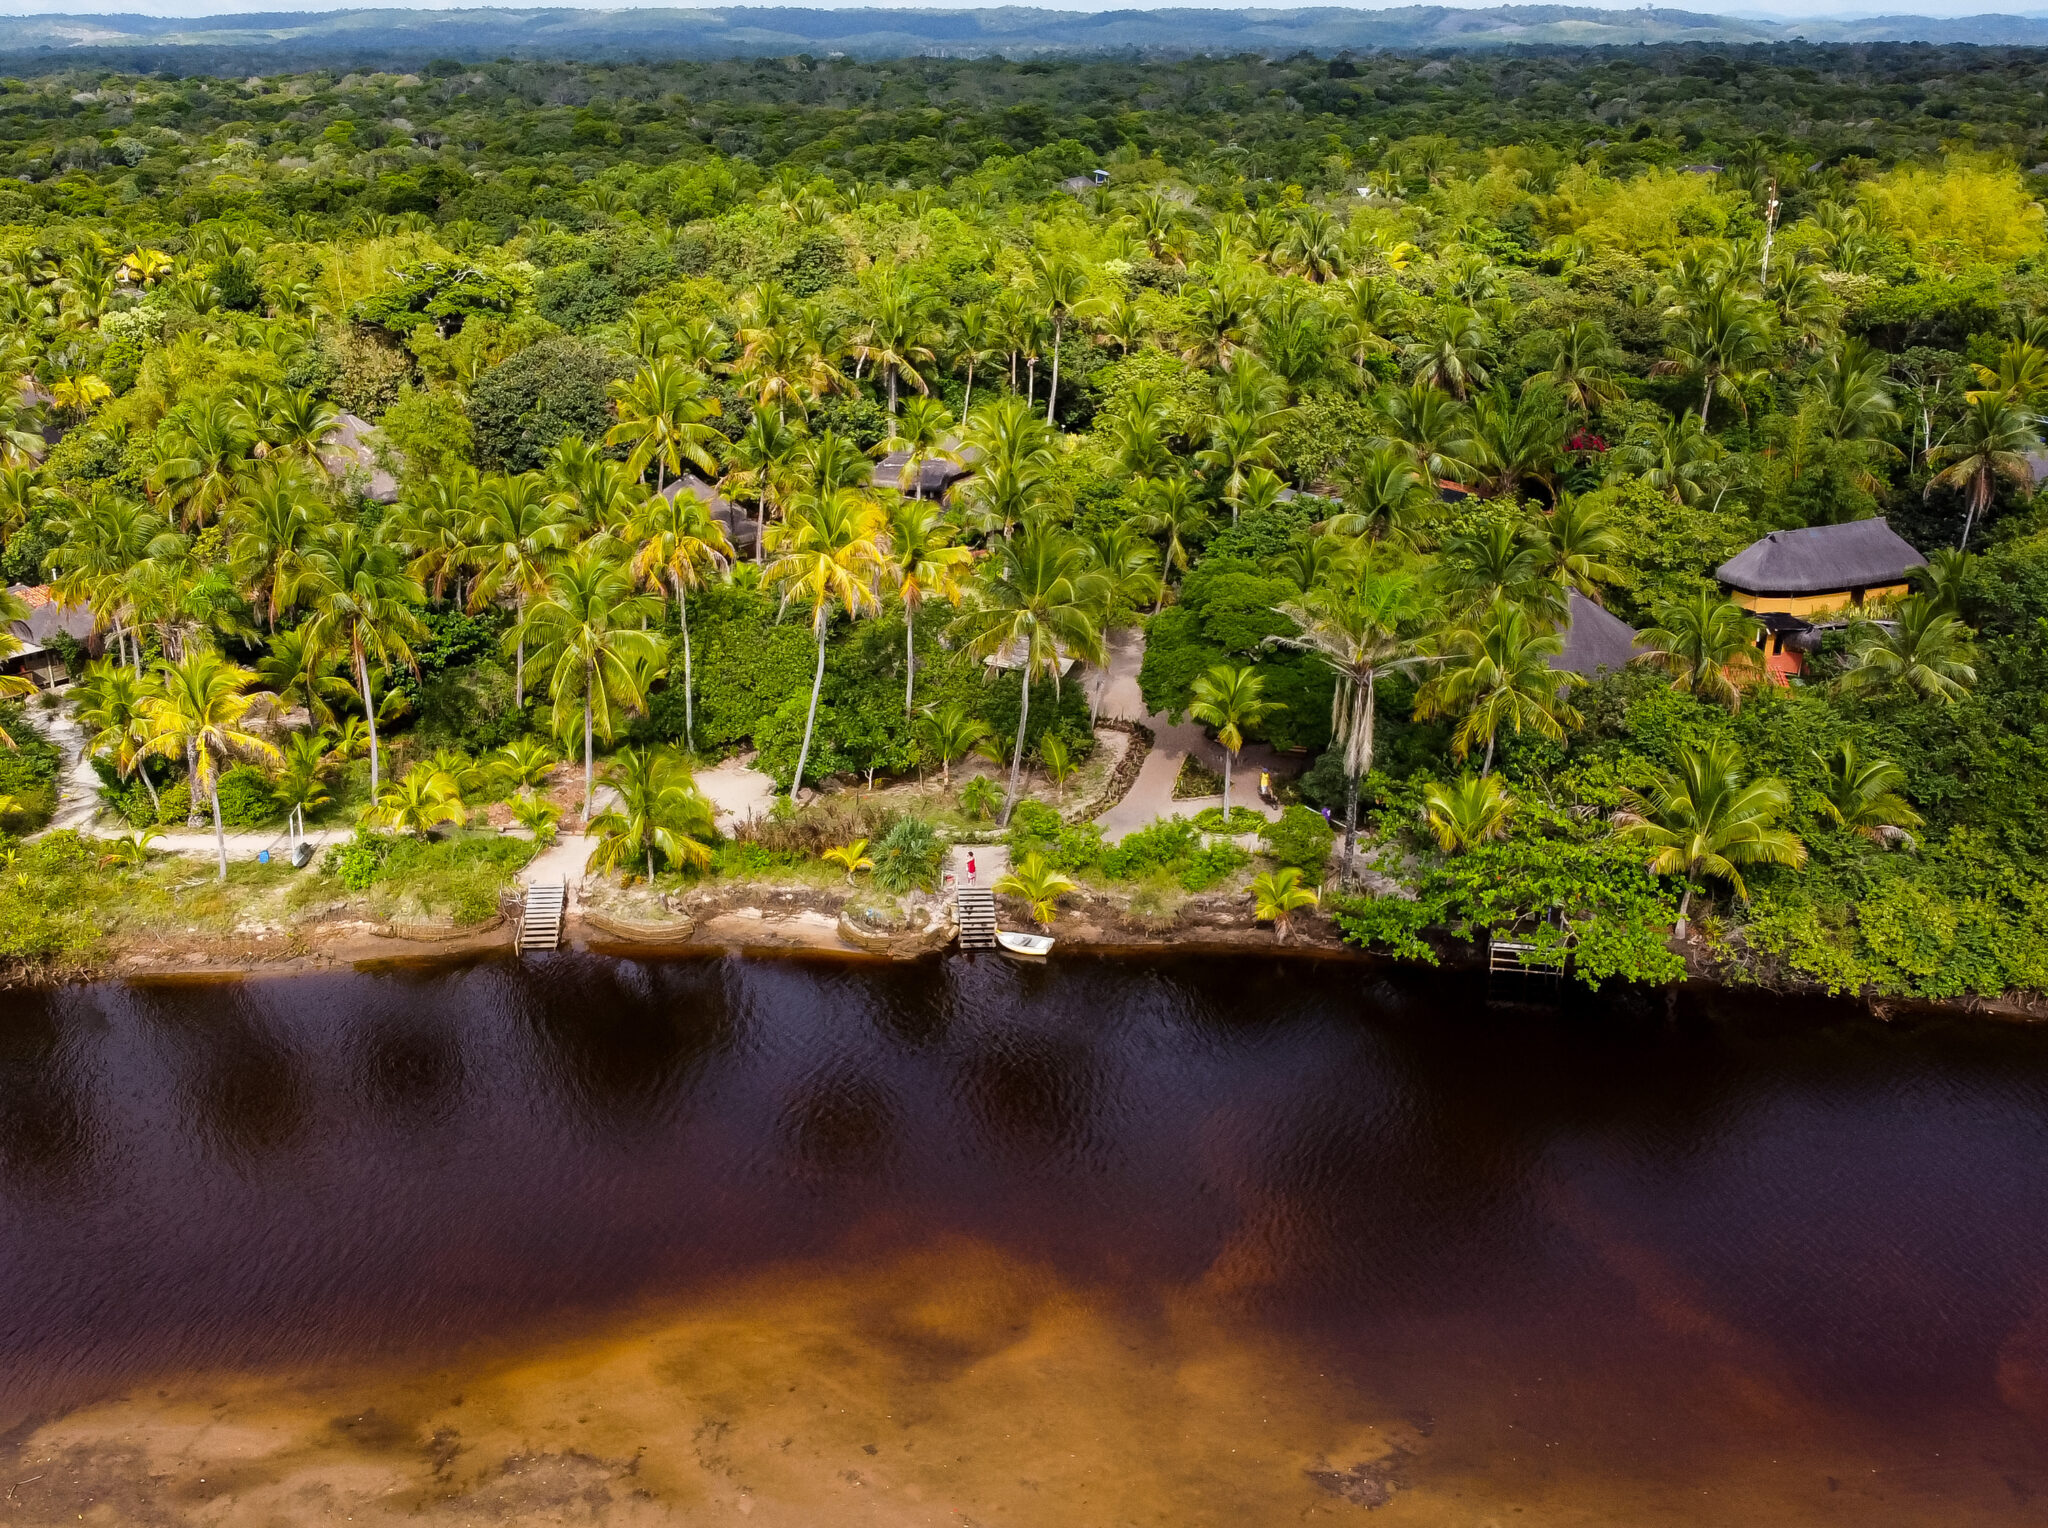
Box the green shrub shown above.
[324,830,390,890]
[469,336,631,473]
[1178,841,1250,892]
[155,779,192,826]
[1193,805,1267,834]
[1102,817,1201,880]
[215,765,280,828]
[1262,805,1336,875]
[1328,892,1439,964]
[871,815,944,893]
[1006,800,1063,844]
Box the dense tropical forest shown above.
[0,43,2046,1002]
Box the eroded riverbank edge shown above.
[17,886,2048,1026]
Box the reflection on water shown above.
[2,952,2048,1524]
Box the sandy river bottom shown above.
[7,1234,2038,1528]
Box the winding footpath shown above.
[32,627,1262,874]
[1089,626,1288,842]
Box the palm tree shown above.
[72,659,163,815]
[588,745,714,881]
[853,264,938,413]
[271,729,332,848]
[1083,523,1162,621]
[1436,516,1563,620]
[628,486,733,752]
[1133,474,1212,610]
[509,792,561,844]
[1403,304,1490,398]
[224,466,329,632]
[1374,380,1470,485]
[605,357,723,493]
[1925,393,2040,549]
[488,736,558,793]
[1664,285,1771,427]
[367,763,467,836]
[1036,733,1079,801]
[880,396,956,500]
[1188,662,1283,819]
[1422,773,1513,853]
[949,303,999,417]
[723,405,803,564]
[1196,408,1284,521]
[1615,741,1806,934]
[1250,866,1320,943]
[1457,384,1566,501]
[951,520,1109,824]
[1033,250,1088,424]
[763,484,887,802]
[1416,598,1580,776]
[263,387,343,467]
[388,464,479,605]
[1634,590,1764,710]
[916,699,988,789]
[301,524,425,794]
[1613,408,1726,507]
[140,649,279,880]
[1324,446,1426,544]
[150,397,256,529]
[994,850,1077,929]
[1270,573,1438,880]
[959,396,1060,539]
[467,471,572,707]
[883,496,970,717]
[1526,320,1622,415]
[1814,741,1922,845]
[1531,494,1622,597]
[821,838,875,885]
[518,546,664,824]
[1843,596,1977,703]
[254,622,353,731]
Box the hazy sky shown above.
[0,0,2034,18]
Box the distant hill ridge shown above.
[6,4,2048,61]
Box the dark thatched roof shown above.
[1716,518,1924,597]
[1551,590,1645,679]
[874,449,970,496]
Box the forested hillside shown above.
[2,45,2047,1001]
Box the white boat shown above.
[995,929,1055,958]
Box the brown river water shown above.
[2,951,2047,1526]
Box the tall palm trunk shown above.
[356,639,382,794]
[790,617,829,804]
[208,770,227,882]
[1220,745,1232,820]
[513,591,525,708]
[135,757,160,813]
[674,572,695,754]
[1001,661,1030,825]
[903,604,918,718]
[185,739,201,826]
[1045,316,1063,425]
[583,658,596,825]
[1342,672,1377,884]
[962,359,976,417]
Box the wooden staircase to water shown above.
[518,881,566,953]
[954,885,997,950]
